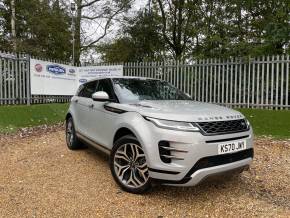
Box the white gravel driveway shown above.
[0,128,290,217]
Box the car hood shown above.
[112,100,244,122]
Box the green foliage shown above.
[97,0,290,61]
[0,103,69,133]
[96,11,166,62]
[189,0,290,59]
[0,0,288,62]
[96,37,136,63]
[0,0,72,61]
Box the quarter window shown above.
[76,85,84,96]
[78,81,98,98]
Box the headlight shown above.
[245,119,251,128]
[145,117,200,132]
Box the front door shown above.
[86,79,118,147]
[74,80,98,136]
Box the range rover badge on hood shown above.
[197,114,243,121]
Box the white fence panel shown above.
[0,52,289,109]
[123,56,290,109]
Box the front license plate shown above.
[218,140,246,155]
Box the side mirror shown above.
[92,91,109,101]
[185,93,191,98]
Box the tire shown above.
[65,117,82,150]
[110,135,152,194]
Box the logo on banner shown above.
[35,64,43,72]
[68,68,76,77]
[69,69,75,73]
[79,79,87,83]
[47,65,66,75]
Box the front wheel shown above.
[66,117,82,150]
[110,135,151,194]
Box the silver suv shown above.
[65,77,253,193]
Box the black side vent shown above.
[158,141,171,163]
[158,141,187,163]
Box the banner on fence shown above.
[78,65,123,86]
[30,59,78,95]
[30,59,123,95]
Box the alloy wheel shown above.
[66,120,74,147]
[113,143,149,188]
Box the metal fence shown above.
[0,52,71,105]
[1,52,289,109]
[0,52,30,105]
[124,55,290,109]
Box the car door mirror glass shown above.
[92,91,109,101]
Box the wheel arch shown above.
[113,127,137,144]
[111,112,152,149]
[111,121,151,161]
[65,113,72,121]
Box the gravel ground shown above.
[0,127,290,218]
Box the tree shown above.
[98,0,290,61]
[154,0,200,60]
[0,0,72,61]
[96,10,166,62]
[0,0,288,62]
[96,37,136,62]
[245,0,290,55]
[10,0,16,51]
[73,0,131,65]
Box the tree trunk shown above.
[11,0,16,52]
[74,0,82,65]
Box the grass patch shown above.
[0,104,289,139]
[238,108,290,139]
[0,103,69,133]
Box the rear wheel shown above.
[110,135,151,194]
[66,117,82,150]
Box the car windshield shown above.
[112,78,191,103]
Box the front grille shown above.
[196,119,249,135]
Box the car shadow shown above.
[151,174,242,195]
[80,143,244,197]
[69,143,290,211]
[81,143,110,162]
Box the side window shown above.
[96,79,115,100]
[76,85,84,96]
[78,81,98,98]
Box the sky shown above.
[67,0,147,62]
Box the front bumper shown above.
[181,157,252,186]
[140,121,254,186]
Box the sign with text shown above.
[30,59,77,95]
[30,59,123,95]
[78,65,123,86]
